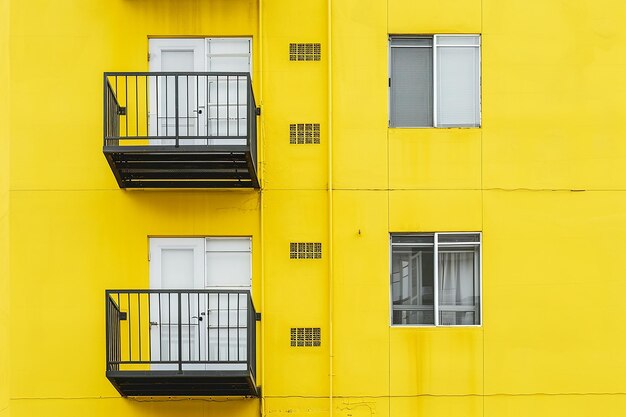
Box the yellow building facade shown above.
[3,0,626,416]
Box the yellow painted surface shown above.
[262,190,329,397]
[483,190,626,395]
[390,327,483,396]
[388,0,482,34]
[5,0,626,416]
[331,191,389,396]
[389,129,482,190]
[10,397,259,417]
[391,396,483,416]
[261,0,328,190]
[484,395,626,417]
[482,1,626,190]
[331,0,388,190]
[389,190,482,232]
[0,0,10,415]
[9,0,259,191]
[10,190,261,399]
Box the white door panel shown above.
[149,238,206,370]
[148,38,252,146]
[149,39,207,145]
[206,38,251,145]
[149,237,251,371]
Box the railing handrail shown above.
[106,288,252,295]
[106,288,258,314]
[106,294,122,312]
[104,71,252,78]
[104,78,122,108]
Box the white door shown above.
[149,238,206,370]
[149,38,252,146]
[206,38,252,145]
[149,39,207,145]
[149,237,251,371]
[205,238,251,366]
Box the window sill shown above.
[388,126,481,129]
[390,324,483,328]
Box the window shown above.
[390,233,481,326]
[389,35,481,128]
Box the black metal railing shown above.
[103,72,258,169]
[106,289,257,381]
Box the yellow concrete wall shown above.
[7,0,626,416]
[261,0,328,190]
[0,0,10,415]
[8,0,263,416]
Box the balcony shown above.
[105,290,259,397]
[103,72,259,189]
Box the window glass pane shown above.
[438,246,480,325]
[390,45,433,127]
[391,245,434,325]
[391,234,434,245]
[436,35,480,46]
[390,37,433,47]
[207,38,250,54]
[438,233,480,243]
[436,44,480,127]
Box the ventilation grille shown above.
[290,242,322,259]
[290,123,321,144]
[289,43,321,61]
[290,328,321,347]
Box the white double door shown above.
[148,38,251,145]
[149,237,251,371]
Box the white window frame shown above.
[388,34,482,128]
[389,232,482,327]
[205,37,253,77]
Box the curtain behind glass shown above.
[438,249,479,325]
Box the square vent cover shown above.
[290,123,320,144]
[291,327,321,347]
[290,242,322,259]
[289,43,321,61]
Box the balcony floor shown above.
[104,145,259,189]
[106,369,259,397]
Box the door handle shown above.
[193,109,203,114]
[150,321,158,326]
[192,316,203,321]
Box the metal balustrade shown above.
[103,72,259,189]
[105,289,259,397]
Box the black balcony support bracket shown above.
[103,72,259,189]
[105,289,259,397]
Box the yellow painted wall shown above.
[0,0,10,415]
[6,0,626,416]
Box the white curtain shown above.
[439,251,477,325]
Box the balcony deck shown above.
[107,369,258,397]
[106,290,259,397]
[103,72,259,189]
[104,144,258,188]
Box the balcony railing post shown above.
[103,75,107,147]
[247,76,251,149]
[105,292,110,371]
[175,76,179,148]
[178,292,183,372]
